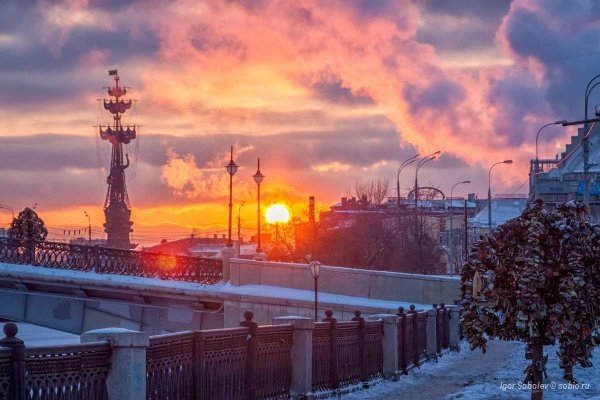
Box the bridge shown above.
[0,238,460,334]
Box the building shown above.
[530,123,600,218]
[142,235,258,259]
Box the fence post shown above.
[409,305,419,367]
[425,308,438,360]
[0,322,26,400]
[93,245,100,273]
[322,310,338,390]
[81,328,149,400]
[397,307,407,374]
[351,310,367,383]
[448,305,460,351]
[221,247,236,283]
[367,314,399,380]
[441,303,449,350]
[239,311,257,400]
[27,239,36,266]
[274,316,314,399]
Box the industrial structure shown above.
[99,70,137,249]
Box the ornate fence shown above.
[1,306,459,400]
[0,238,222,284]
[0,348,11,400]
[311,310,384,392]
[435,304,450,354]
[146,331,195,400]
[144,315,293,400]
[0,323,110,400]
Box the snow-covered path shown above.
[341,340,600,400]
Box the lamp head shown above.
[253,170,264,184]
[309,260,321,278]
[253,157,264,184]
[555,120,568,125]
[225,146,238,175]
[463,180,471,184]
[503,160,513,164]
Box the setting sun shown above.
[265,204,290,224]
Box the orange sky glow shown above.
[0,0,597,245]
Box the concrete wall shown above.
[0,289,223,334]
[229,258,460,305]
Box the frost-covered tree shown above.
[460,201,600,399]
[7,207,48,241]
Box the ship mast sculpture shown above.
[99,69,136,249]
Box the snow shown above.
[7,322,79,346]
[221,282,427,310]
[339,340,600,400]
[0,263,428,312]
[85,327,135,334]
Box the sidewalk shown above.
[342,340,600,400]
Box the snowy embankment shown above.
[342,340,600,400]
[0,262,427,312]
[1,322,79,346]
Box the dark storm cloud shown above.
[405,79,465,113]
[311,79,374,105]
[487,73,547,146]
[500,1,600,120]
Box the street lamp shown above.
[309,259,321,322]
[397,154,419,227]
[225,146,239,247]
[488,160,513,230]
[449,180,470,275]
[414,151,441,211]
[583,74,600,205]
[534,121,566,201]
[83,211,92,246]
[252,158,265,253]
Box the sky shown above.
[1,0,600,244]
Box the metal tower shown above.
[99,69,136,249]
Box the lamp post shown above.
[583,74,600,205]
[414,151,440,217]
[83,211,92,246]
[488,160,513,231]
[252,159,265,253]
[534,121,566,201]
[397,154,419,229]
[449,180,470,275]
[309,260,321,322]
[225,146,239,247]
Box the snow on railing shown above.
[0,238,222,284]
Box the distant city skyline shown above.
[1,0,599,236]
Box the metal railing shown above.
[311,310,384,392]
[0,306,456,400]
[145,315,293,400]
[0,322,111,400]
[0,238,223,284]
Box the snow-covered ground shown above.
[5,322,79,346]
[0,262,428,312]
[341,340,600,400]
